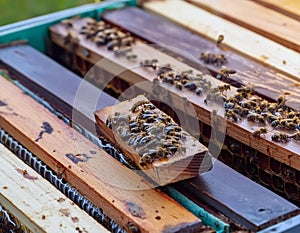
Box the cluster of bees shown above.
[221,86,300,142]
[200,52,227,67]
[78,18,137,60]
[106,100,188,166]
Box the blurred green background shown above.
[0,0,94,26]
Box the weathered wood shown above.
[95,95,209,186]
[2,44,298,231]
[0,75,202,233]
[142,0,300,84]
[0,144,107,233]
[49,18,300,172]
[186,0,300,53]
[175,161,300,231]
[0,44,117,133]
[252,0,300,21]
[102,7,300,111]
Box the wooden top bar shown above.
[95,95,210,186]
[252,0,300,21]
[50,18,300,171]
[0,144,107,233]
[187,0,300,53]
[102,7,300,110]
[142,0,300,84]
[0,75,202,233]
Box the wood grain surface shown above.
[252,0,300,21]
[187,0,300,52]
[0,144,107,233]
[0,75,202,233]
[142,0,300,84]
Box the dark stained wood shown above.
[102,7,300,111]
[0,44,118,132]
[174,160,299,231]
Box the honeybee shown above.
[252,127,268,138]
[139,154,153,166]
[216,34,224,46]
[200,52,227,66]
[131,100,150,113]
[218,84,231,94]
[174,81,183,90]
[184,81,198,91]
[225,110,240,122]
[271,132,290,142]
[291,132,300,140]
[126,53,138,61]
[216,66,236,80]
[277,95,287,106]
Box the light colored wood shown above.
[0,144,106,233]
[142,0,300,82]
[252,0,300,21]
[187,0,300,52]
[49,18,300,171]
[0,76,202,233]
[95,95,208,186]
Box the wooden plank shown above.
[142,0,300,83]
[0,44,117,132]
[174,161,300,231]
[0,144,107,233]
[252,0,300,21]
[2,45,298,231]
[102,7,300,111]
[258,214,300,233]
[95,95,209,186]
[49,18,300,172]
[0,75,202,233]
[186,0,300,53]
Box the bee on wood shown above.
[291,131,300,140]
[247,112,258,122]
[225,109,240,122]
[139,154,153,166]
[218,84,231,94]
[277,95,287,106]
[195,87,203,96]
[200,52,227,66]
[161,74,174,85]
[252,127,268,138]
[174,81,183,90]
[183,81,198,91]
[216,34,224,46]
[115,46,132,57]
[107,39,119,51]
[216,66,236,80]
[126,53,138,61]
[131,100,150,113]
[271,132,290,143]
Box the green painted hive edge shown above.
[0,0,136,53]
